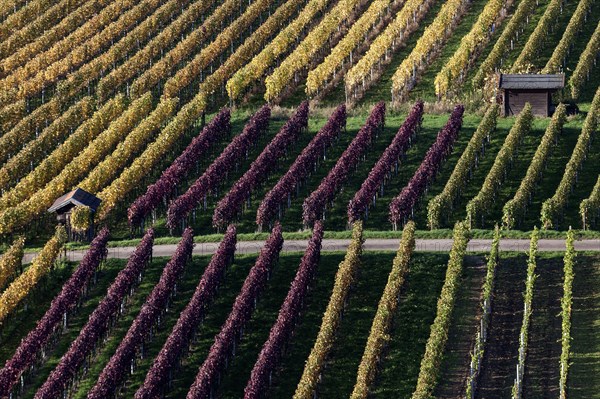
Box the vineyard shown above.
[0,0,599,397]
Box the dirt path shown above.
[435,255,487,399]
[22,239,600,264]
[475,257,527,399]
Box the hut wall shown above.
[505,89,549,116]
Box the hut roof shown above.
[499,74,565,90]
[48,188,101,213]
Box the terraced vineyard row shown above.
[0,0,598,397]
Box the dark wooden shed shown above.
[48,188,101,241]
[499,74,565,117]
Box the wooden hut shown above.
[48,188,101,241]
[499,74,565,117]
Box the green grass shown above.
[325,0,447,105]
[407,0,491,101]
[434,256,486,398]
[522,255,563,398]
[369,252,448,397]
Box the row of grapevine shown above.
[52,0,194,105]
[0,226,66,325]
[428,104,499,229]
[465,226,500,398]
[11,0,171,103]
[0,0,113,77]
[96,0,216,101]
[130,0,244,100]
[569,18,600,98]
[198,0,306,102]
[347,101,423,223]
[0,0,136,98]
[0,0,57,43]
[135,225,237,399]
[36,229,155,399]
[0,236,25,292]
[511,0,564,71]
[244,221,324,398]
[543,0,594,73]
[214,102,309,229]
[87,228,195,399]
[466,103,533,228]
[129,108,231,229]
[540,86,600,229]
[70,205,93,234]
[186,224,284,398]
[0,97,94,193]
[256,104,346,229]
[0,93,153,234]
[0,99,26,133]
[350,221,415,398]
[411,221,471,399]
[305,0,392,97]
[264,0,365,101]
[293,221,363,399]
[167,105,271,230]
[79,97,179,194]
[0,0,87,59]
[303,101,385,227]
[95,91,208,221]
[0,0,28,23]
[511,227,539,398]
[502,104,567,229]
[0,96,126,212]
[344,0,433,100]
[0,227,107,397]
[390,105,464,229]
[558,228,575,399]
[390,0,469,102]
[226,0,335,101]
[580,175,600,230]
[0,96,64,165]
[435,0,510,98]
[163,0,276,99]
[473,0,537,88]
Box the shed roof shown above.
[499,74,565,90]
[48,188,101,213]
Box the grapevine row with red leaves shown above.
[167,105,271,230]
[0,228,109,398]
[35,229,155,399]
[87,228,194,399]
[128,108,231,229]
[347,101,424,224]
[244,221,324,398]
[256,104,346,230]
[186,223,284,399]
[213,102,309,229]
[303,102,385,227]
[134,225,237,399]
[389,104,464,229]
